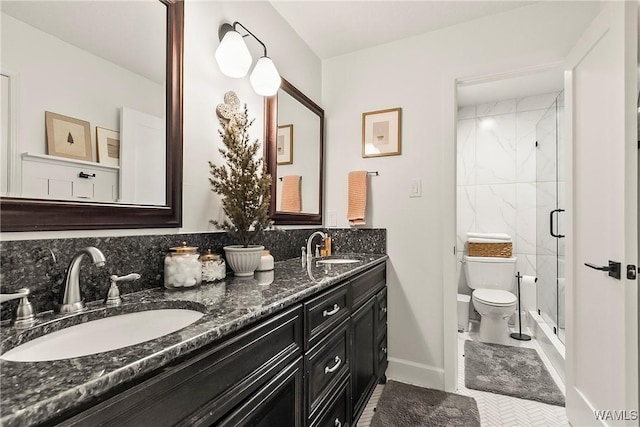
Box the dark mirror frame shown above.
[0,0,184,232]
[264,78,324,225]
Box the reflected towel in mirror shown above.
[280,175,302,212]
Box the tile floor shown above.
[357,321,569,427]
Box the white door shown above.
[565,2,638,426]
[120,107,166,205]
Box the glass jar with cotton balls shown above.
[164,242,202,289]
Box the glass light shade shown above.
[215,30,252,78]
[249,56,281,96]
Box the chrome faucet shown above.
[57,247,106,314]
[306,231,327,260]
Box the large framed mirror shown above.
[0,0,183,231]
[265,78,324,225]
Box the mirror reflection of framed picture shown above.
[45,111,93,161]
[277,124,293,165]
[362,107,402,158]
[96,127,120,167]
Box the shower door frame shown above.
[535,94,566,343]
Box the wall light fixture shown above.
[215,22,281,97]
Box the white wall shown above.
[322,1,600,388]
[2,1,321,241]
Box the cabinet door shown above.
[350,296,376,422]
[217,357,303,427]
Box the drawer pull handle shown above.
[334,418,342,427]
[78,172,96,179]
[380,306,387,314]
[381,347,388,354]
[324,356,342,374]
[323,304,340,317]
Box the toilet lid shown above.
[473,289,517,306]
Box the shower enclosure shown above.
[535,92,565,343]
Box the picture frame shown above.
[45,111,93,161]
[96,127,120,167]
[277,124,293,165]
[362,107,402,158]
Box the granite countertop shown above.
[0,253,387,426]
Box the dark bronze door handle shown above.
[585,261,621,280]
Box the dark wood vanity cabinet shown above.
[56,262,386,427]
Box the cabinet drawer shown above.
[306,319,350,421]
[304,283,349,350]
[61,305,303,427]
[310,376,351,427]
[376,287,387,327]
[350,263,385,310]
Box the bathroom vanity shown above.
[0,254,388,427]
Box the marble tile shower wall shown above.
[456,93,560,296]
[0,228,385,321]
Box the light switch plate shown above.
[327,210,337,227]
[409,179,422,198]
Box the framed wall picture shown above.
[362,107,402,158]
[277,124,293,165]
[96,127,120,167]
[45,111,93,161]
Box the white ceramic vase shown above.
[223,245,264,277]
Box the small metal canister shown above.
[200,249,226,283]
[164,242,202,289]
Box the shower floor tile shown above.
[357,321,569,427]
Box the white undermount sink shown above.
[1,309,205,362]
[316,258,360,265]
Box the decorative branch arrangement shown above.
[209,91,272,247]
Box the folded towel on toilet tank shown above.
[466,232,511,241]
[468,237,512,244]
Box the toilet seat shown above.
[472,289,516,307]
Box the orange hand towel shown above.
[348,171,367,226]
[280,175,302,213]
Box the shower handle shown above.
[549,209,565,238]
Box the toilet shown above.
[462,255,517,345]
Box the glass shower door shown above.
[535,92,565,343]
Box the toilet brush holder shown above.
[510,272,533,341]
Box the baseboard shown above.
[386,357,445,389]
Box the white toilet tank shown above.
[462,255,517,290]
